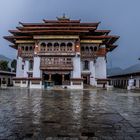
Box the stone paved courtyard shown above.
[0,88,140,140]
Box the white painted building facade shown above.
[4,17,119,89]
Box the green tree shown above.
[11,59,17,72]
[0,60,9,71]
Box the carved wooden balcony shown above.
[38,51,75,56]
[20,52,34,58]
[81,52,95,59]
[40,64,73,70]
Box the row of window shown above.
[40,42,73,47]
[22,60,33,70]
[40,42,73,52]
[81,46,98,52]
[21,46,34,51]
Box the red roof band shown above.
[4,18,119,50]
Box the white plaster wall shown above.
[95,57,107,79]
[16,57,24,77]
[13,81,21,87]
[23,60,29,77]
[135,78,140,88]
[80,61,83,72]
[33,57,41,77]
[89,61,97,86]
[67,85,83,89]
[30,81,42,89]
[21,81,28,88]
[13,80,28,88]
[72,55,81,78]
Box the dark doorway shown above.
[52,74,62,85]
[8,78,10,86]
[83,76,88,84]
[65,74,70,81]
[43,73,49,81]
[83,75,90,85]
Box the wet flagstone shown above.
[0,88,140,139]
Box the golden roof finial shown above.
[57,13,70,21]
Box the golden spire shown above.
[56,13,70,21]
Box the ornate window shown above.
[90,46,93,52]
[47,43,52,51]
[29,60,33,70]
[60,42,66,51]
[29,46,33,51]
[25,46,28,51]
[67,42,73,51]
[40,42,46,52]
[85,46,89,52]
[81,46,85,51]
[94,46,98,52]
[83,60,89,70]
[54,42,59,51]
[21,46,24,51]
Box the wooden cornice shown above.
[14,30,90,33]
[5,18,119,51]
[81,35,119,39]
[16,26,96,30]
[34,35,79,40]
[80,40,103,44]
[19,22,100,27]
[43,19,81,23]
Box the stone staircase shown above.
[52,85,64,90]
[84,84,96,89]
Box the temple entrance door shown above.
[8,78,10,86]
[83,75,90,85]
[52,74,62,85]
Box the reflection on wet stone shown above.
[0,89,140,139]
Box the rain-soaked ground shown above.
[0,88,140,140]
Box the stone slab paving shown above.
[0,88,140,139]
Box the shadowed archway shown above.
[52,74,62,85]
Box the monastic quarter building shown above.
[4,16,119,89]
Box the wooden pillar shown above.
[62,74,65,82]
[49,74,52,81]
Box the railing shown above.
[21,52,34,58]
[81,52,95,58]
[40,64,73,70]
[38,51,75,56]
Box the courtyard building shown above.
[4,16,119,89]
[108,63,140,90]
[0,71,16,87]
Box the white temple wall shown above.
[135,78,140,88]
[72,56,81,78]
[23,60,29,77]
[95,57,107,79]
[89,61,97,86]
[16,57,24,77]
[33,57,41,78]
[30,81,42,89]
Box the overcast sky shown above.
[0,0,140,68]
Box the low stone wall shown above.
[69,78,83,89]
[30,79,42,89]
[13,78,42,89]
[13,78,28,88]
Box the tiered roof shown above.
[4,16,119,51]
